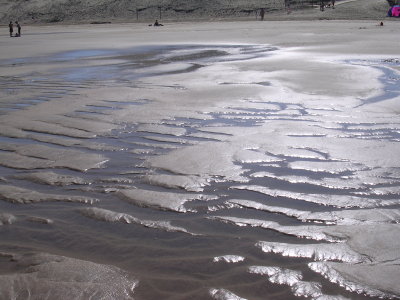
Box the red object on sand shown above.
[392,6,400,17]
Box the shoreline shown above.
[1,14,394,27]
[1,20,397,59]
[2,16,396,27]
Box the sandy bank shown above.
[0,0,392,24]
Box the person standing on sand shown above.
[260,8,265,21]
[9,21,13,37]
[285,0,292,14]
[15,21,21,37]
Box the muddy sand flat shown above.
[0,20,399,299]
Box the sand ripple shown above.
[0,42,399,299]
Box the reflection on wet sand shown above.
[0,43,399,299]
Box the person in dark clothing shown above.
[260,8,265,21]
[9,21,13,37]
[154,19,163,26]
[320,0,325,11]
[15,21,21,37]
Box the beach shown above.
[0,19,400,299]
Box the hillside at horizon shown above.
[0,0,392,24]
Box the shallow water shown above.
[0,44,399,300]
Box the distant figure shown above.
[320,0,325,11]
[332,0,335,8]
[154,19,163,26]
[15,21,21,37]
[9,21,13,37]
[260,8,265,21]
[380,21,384,26]
[285,0,292,14]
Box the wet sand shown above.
[1,21,400,299]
